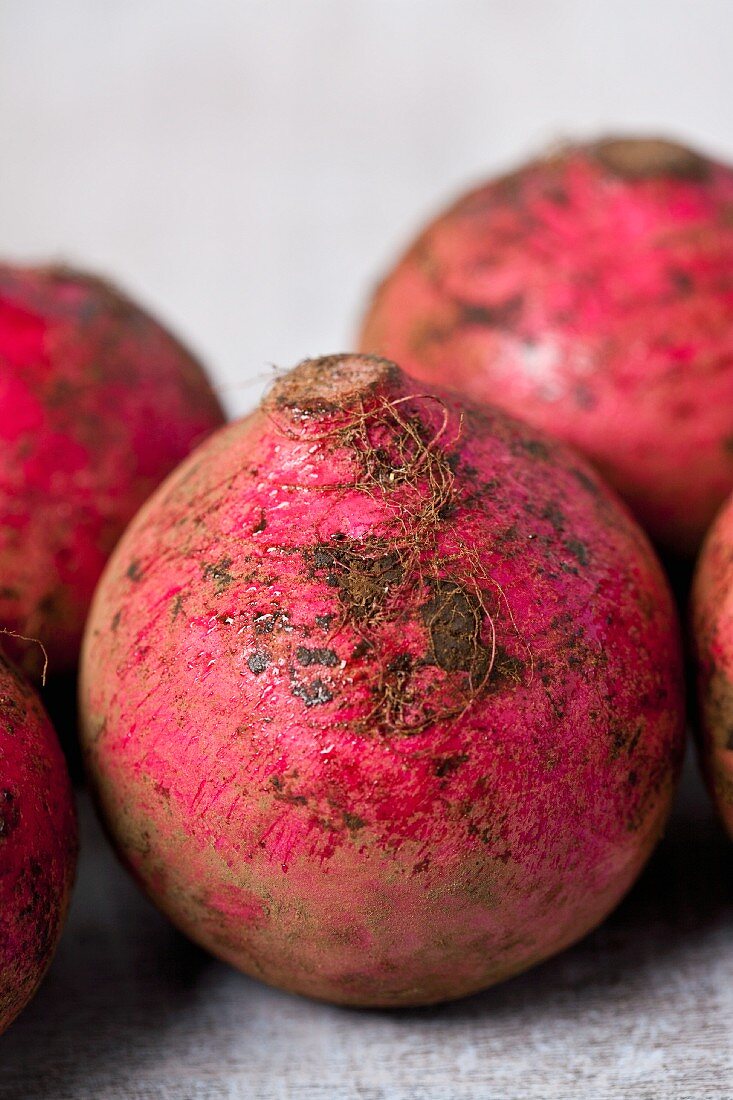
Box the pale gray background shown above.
[3,0,733,415]
[1,2,733,1098]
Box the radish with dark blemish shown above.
[0,653,77,1033]
[0,264,225,676]
[360,137,733,554]
[80,354,684,1006]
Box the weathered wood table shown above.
[1,754,731,1100]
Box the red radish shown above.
[80,354,684,1006]
[359,137,733,555]
[0,264,225,677]
[692,495,733,838]
[0,652,77,1033]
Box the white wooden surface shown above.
[1,756,731,1100]
[2,4,733,1096]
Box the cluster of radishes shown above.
[2,136,733,1024]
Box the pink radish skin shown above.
[0,654,77,1033]
[692,495,733,838]
[0,265,225,677]
[360,137,733,555]
[80,354,684,1007]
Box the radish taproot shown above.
[0,652,77,1033]
[80,354,684,1006]
[0,264,225,677]
[360,137,733,555]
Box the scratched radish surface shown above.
[77,355,685,1011]
[0,758,730,1100]
[358,138,733,557]
[0,265,225,679]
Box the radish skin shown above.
[0,654,77,1032]
[360,137,733,555]
[80,354,685,1006]
[0,264,225,676]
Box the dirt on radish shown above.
[80,354,685,1006]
